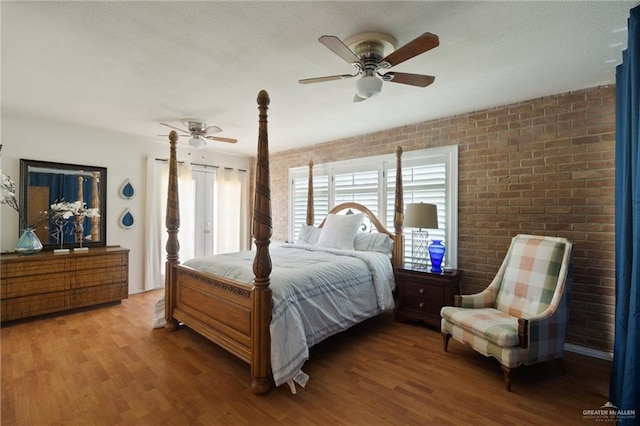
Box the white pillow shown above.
[295,224,322,245]
[354,233,394,256]
[316,213,364,250]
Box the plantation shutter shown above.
[333,169,380,217]
[387,160,447,266]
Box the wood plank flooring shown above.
[1,289,611,425]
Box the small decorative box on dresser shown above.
[394,265,461,329]
[0,246,129,322]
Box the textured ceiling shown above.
[1,1,634,156]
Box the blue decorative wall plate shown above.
[119,179,135,199]
[119,208,134,229]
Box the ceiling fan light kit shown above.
[299,31,439,102]
[189,136,206,149]
[356,74,383,99]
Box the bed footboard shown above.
[170,265,253,363]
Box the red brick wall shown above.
[269,85,616,353]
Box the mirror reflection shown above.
[19,159,107,250]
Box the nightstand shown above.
[394,265,461,329]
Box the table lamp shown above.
[404,203,444,272]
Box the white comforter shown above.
[183,243,395,387]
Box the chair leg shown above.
[442,333,451,352]
[556,358,566,374]
[501,365,512,392]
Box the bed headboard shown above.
[320,202,401,266]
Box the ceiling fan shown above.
[299,31,439,102]
[159,120,238,148]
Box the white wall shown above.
[1,112,252,294]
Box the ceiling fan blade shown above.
[383,72,435,87]
[299,74,357,84]
[381,32,439,68]
[206,136,238,144]
[160,122,188,133]
[319,35,362,65]
[204,125,222,134]
[157,134,190,138]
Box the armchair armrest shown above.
[517,303,568,361]
[456,287,498,309]
[518,318,528,349]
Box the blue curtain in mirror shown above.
[611,5,640,421]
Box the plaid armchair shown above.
[440,234,573,391]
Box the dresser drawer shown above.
[0,247,129,322]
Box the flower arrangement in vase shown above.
[49,200,100,254]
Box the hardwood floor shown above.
[1,290,611,425]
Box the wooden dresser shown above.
[1,246,129,322]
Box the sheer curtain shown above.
[610,5,639,419]
[143,157,194,291]
[215,168,249,253]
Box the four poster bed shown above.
[163,90,405,395]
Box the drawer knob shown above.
[419,288,425,294]
[419,302,425,308]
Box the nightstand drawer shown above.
[402,280,445,299]
[402,282,445,313]
[394,267,461,328]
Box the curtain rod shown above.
[155,158,247,173]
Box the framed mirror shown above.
[19,159,107,250]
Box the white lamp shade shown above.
[404,203,438,229]
[189,136,205,149]
[356,75,383,99]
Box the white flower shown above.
[0,172,19,214]
[50,200,99,221]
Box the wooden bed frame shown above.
[164,90,405,395]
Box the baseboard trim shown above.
[565,343,613,361]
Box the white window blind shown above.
[334,169,380,216]
[387,162,447,266]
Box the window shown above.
[192,168,215,257]
[144,159,248,292]
[192,166,249,257]
[289,145,458,268]
[334,169,380,215]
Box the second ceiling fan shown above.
[160,120,238,148]
[299,31,439,102]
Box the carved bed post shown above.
[164,130,180,332]
[76,175,84,243]
[251,90,273,395]
[306,160,314,226]
[393,146,405,267]
[91,172,100,241]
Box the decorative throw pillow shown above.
[295,224,322,245]
[354,233,394,256]
[316,213,364,250]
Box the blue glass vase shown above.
[428,239,446,273]
[15,228,43,255]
